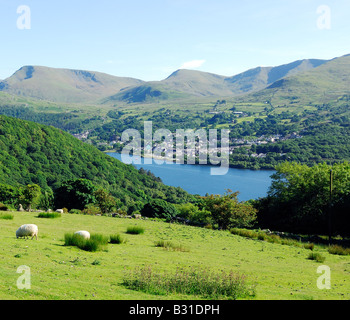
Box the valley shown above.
[1,53,350,302]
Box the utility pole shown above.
[328,169,333,245]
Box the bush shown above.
[126,226,145,235]
[55,179,98,211]
[304,243,315,251]
[0,213,14,220]
[328,245,350,256]
[0,184,20,205]
[82,204,101,215]
[141,199,179,221]
[94,188,117,214]
[64,233,109,252]
[230,228,318,251]
[308,253,326,263]
[69,209,82,215]
[0,203,8,211]
[110,234,127,244]
[122,265,256,300]
[37,212,61,219]
[201,191,257,230]
[176,203,212,226]
[230,228,257,239]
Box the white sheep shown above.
[74,231,90,240]
[16,224,39,240]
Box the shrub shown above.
[55,179,98,211]
[69,209,82,215]
[230,228,257,239]
[126,226,145,235]
[230,228,319,251]
[0,213,14,220]
[94,189,117,214]
[328,245,350,256]
[308,253,326,263]
[202,191,257,230]
[37,212,61,219]
[304,243,315,251]
[141,199,179,221]
[257,232,268,241]
[110,234,127,244]
[0,184,20,205]
[0,203,8,211]
[176,203,212,226]
[122,265,256,300]
[82,204,101,216]
[64,233,109,252]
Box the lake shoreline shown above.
[105,150,276,172]
[107,152,274,201]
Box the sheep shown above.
[74,231,90,240]
[16,224,38,240]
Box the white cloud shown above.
[180,59,206,69]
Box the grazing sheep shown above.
[16,224,38,240]
[56,209,64,214]
[74,231,90,240]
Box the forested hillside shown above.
[0,115,194,208]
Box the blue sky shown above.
[1,0,350,81]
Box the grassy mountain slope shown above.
[1,211,349,300]
[0,115,193,205]
[106,82,193,103]
[0,66,144,104]
[0,58,330,105]
[239,54,350,106]
[225,59,327,95]
[107,59,328,103]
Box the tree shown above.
[38,189,54,211]
[201,190,257,230]
[176,202,212,226]
[94,188,117,214]
[257,161,350,236]
[0,183,21,205]
[141,199,179,221]
[21,184,41,211]
[55,179,98,210]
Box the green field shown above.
[1,212,349,300]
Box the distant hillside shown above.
[0,115,193,206]
[224,59,327,95]
[240,54,350,106]
[107,59,328,103]
[0,57,329,105]
[0,66,144,104]
[106,82,193,103]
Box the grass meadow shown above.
[0,211,349,300]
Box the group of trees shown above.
[0,115,195,210]
[0,178,258,232]
[2,159,350,238]
[255,162,350,237]
[140,190,258,231]
[0,179,115,214]
[0,183,49,211]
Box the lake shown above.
[108,153,274,201]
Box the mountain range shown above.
[2,55,346,105]
[0,66,144,104]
